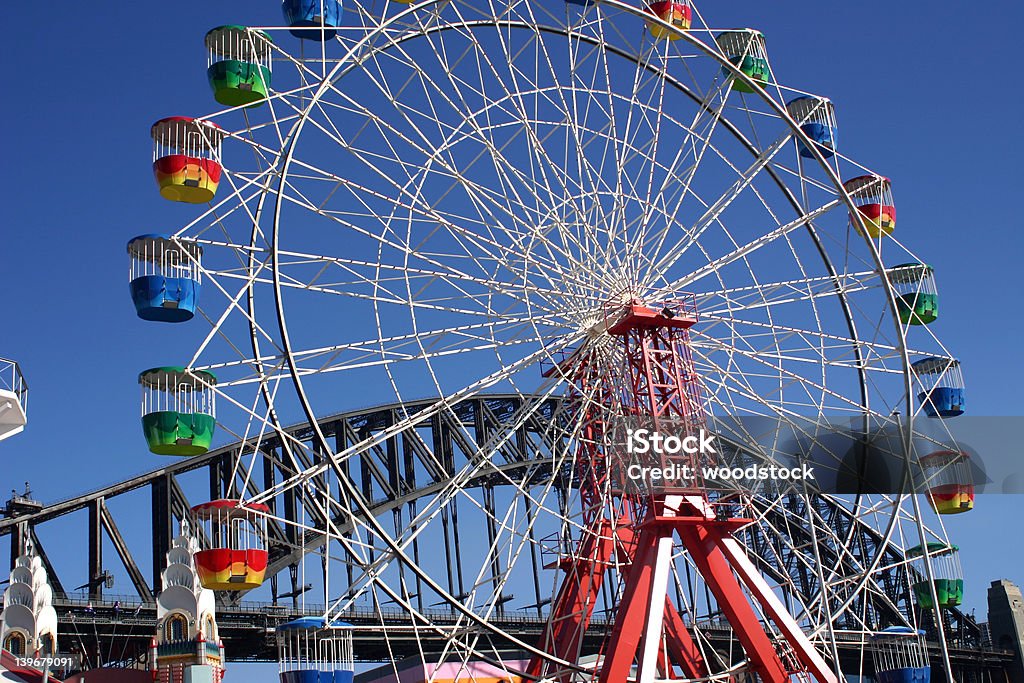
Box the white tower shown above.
[0,358,27,443]
[0,540,58,657]
[153,531,224,683]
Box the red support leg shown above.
[529,519,615,680]
[715,532,839,683]
[596,526,662,683]
[597,503,711,683]
[662,597,708,678]
[677,523,791,683]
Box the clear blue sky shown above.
[1,1,1022,677]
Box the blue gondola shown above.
[785,95,837,159]
[871,627,930,683]
[278,617,354,683]
[128,235,202,323]
[912,357,965,418]
[283,0,344,40]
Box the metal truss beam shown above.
[0,394,985,659]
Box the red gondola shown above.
[152,117,226,204]
[190,500,269,591]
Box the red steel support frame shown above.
[531,299,840,683]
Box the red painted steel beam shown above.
[677,523,792,683]
[661,596,708,678]
[529,518,616,680]
[716,532,840,683]
[595,526,662,683]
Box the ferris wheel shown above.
[127,1,975,681]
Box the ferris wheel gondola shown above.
[716,29,772,92]
[277,617,355,683]
[190,500,270,591]
[205,25,274,108]
[871,627,931,683]
[150,117,225,204]
[907,543,965,610]
[283,0,344,40]
[786,95,838,159]
[844,174,896,238]
[128,235,203,323]
[912,356,966,418]
[139,367,217,456]
[889,263,939,326]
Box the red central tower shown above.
[529,297,840,683]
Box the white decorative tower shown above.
[0,358,27,443]
[153,530,224,683]
[0,540,58,656]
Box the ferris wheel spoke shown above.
[562,29,624,272]
[279,97,615,303]
[696,312,901,358]
[694,318,891,367]
[508,20,643,285]
[693,270,883,317]
[250,330,585,507]
[273,261,557,317]
[693,339,832,419]
[691,336,882,417]
[280,318,574,381]
[636,83,735,279]
[294,20,737,305]
[331,389,584,584]
[337,22,600,284]
[202,307,569,381]
[652,197,843,297]
[644,125,799,280]
[204,240,583,319]
[166,169,279,244]
[454,12,635,278]
[315,382,576,617]
[438,30,633,288]
[611,34,744,279]
[153,239,289,375]
[188,261,288,370]
[589,16,638,276]
[595,11,693,273]
[271,163,594,306]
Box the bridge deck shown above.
[53,598,1015,672]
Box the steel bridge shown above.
[0,394,1013,679]
[42,596,1017,671]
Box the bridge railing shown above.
[53,593,615,627]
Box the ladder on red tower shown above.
[528,297,840,683]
